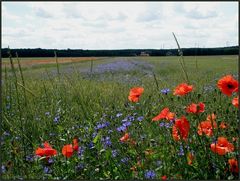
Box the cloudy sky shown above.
[2,1,238,49]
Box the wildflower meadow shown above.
[1,49,239,180]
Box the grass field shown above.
[1,55,239,179]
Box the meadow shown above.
[1,54,239,179]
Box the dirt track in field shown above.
[2,57,100,67]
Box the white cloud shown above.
[2,2,238,49]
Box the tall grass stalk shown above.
[7,48,26,173]
[172,32,190,83]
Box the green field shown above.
[1,55,239,179]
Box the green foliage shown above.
[1,55,238,179]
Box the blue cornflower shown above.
[45,112,50,116]
[121,118,128,123]
[53,115,60,123]
[92,132,97,138]
[1,165,6,173]
[96,123,103,130]
[137,116,144,121]
[117,125,127,132]
[112,150,118,158]
[161,88,170,95]
[88,142,94,149]
[144,170,156,179]
[128,116,135,121]
[48,158,54,164]
[3,131,10,137]
[26,155,34,162]
[101,136,112,148]
[103,121,110,127]
[123,121,131,127]
[116,113,123,118]
[108,129,113,134]
[121,157,129,164]
[165,123,171,128]
[78,146,85,158]
[159,122,165,127]
[43,166,52,174]
[178,145,184,156]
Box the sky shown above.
[2,1,238,50]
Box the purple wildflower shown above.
[117,125,127,132]
[123,121,131,127]
[88,142,94,149]
[121,118,128,123]
[116,113,123,118]
[128,116,135,121]
[48,158,54,164]
[92,132,97,138]
[43,166,52,174]
[53,115,60,123]
[112,150,118,158]
[78,146,85,158]
[159,122,165,127]
[161,88,170,95]
[1,165,6,174]
[178,145,184,156]
[108,129,113,134]
[101,136,112,148]
[45,112,50,116]
[137,116,144,121]
[26,155,34,162]
[121,157,129,164]
[145,170,156,179]
[165,123,171,128]
[3,131,10,137]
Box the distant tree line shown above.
[1,46,238,58]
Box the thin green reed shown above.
[54,51,60,76]
[7,48,26,168]
[16,52,27,106]
[172,32,190,84]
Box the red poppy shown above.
[228,158,239,173]
[210,137,234,156]
[232,96,238,108]
[35,141,57,158]
[73,138,79,151]
[120,133,129,142]
[186,102,205,114]
[206,113,217,122]
[172,116,190,141]
[173,83,193,96]
[197,120,217,137]
[161,175,167,180]
[217,75,238,96]
[62,144,74,158]
[219,121,228,129]
[152,107,175,121]
[128,87,144,102]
